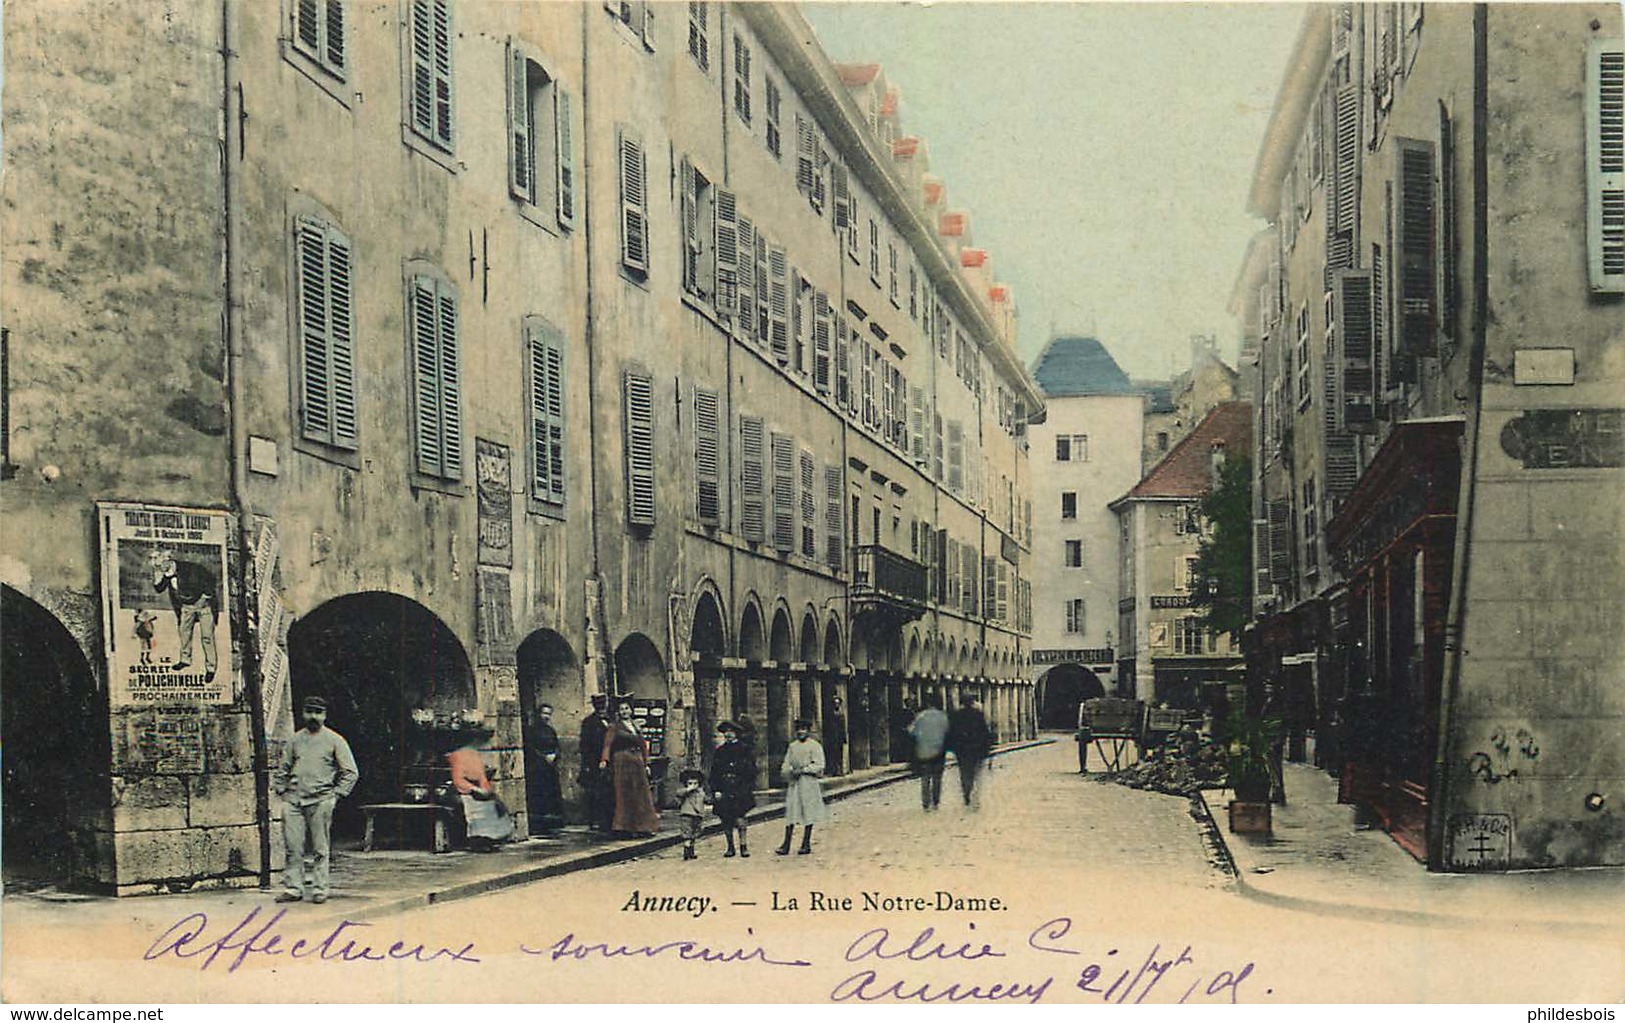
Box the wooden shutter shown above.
[295,218,356,450]
[831,163,851,229]
[623,371,656,527]
[834,314,850,409]
[555,88,576,228]
[1333,270,1376,433]
[996,562,1009,623]
[753,230,770,347]
[768,244,789,363]
[739,415,766,542]
[933,412,944,480]
[735,215,756,335]
[771,432,795,553]
[824,465,844,571]
[881,361,896,444]
[1395,138,1437,356]
[1587,40,1625,293]
[947,420,964,493]
[296,0,321,55]
[619,131,649,273]
[715,188,739,316]
[812,291,832,393]
[795,114,816,194]
[436,286,462,479]
[693,386,721,524]
[324,227,358,449]
[790,269,806,373]
[409,0,453,148]
[909,385,926,465]
[529,324,566,503]
[679,158,698,293]
[1267,499,1292,585]
[507,46,533,202]
[799,450,817,558]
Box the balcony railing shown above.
[852,544,929,606]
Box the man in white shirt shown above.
[272,695,359,904]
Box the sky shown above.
[801,2,1305,381]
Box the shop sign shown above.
[98,502,234,706]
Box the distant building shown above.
[1027,336,1144,724]
[1111,403,1252,707]
[1238,3,1622,870]
[1137,336,1242,472]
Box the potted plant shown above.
[1225,709,1279,834]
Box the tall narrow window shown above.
[732,34,752,124]
[1064,539,1083,567]
[868,219,880,284]
[507,47,574,227]
[1055,435,1072,462]
[693,386,721,525]
[623,371,656,527]
[1060,492,1077,519]
[407,0,454,151]
[764,77,782,158]
[618,129,650,275]
[812,291,833,394]
[887,243,899,305]
[799,450,817,559]
[740,415,766,542]
[687,2,709,71]
[294,217,358,450]
[526,321,567,506]
[771,432,795,553]
[1065,599,1085,634]
[824,465,844,572]
[408,273,462,479]
[294,0,347,78]
[679,159,715,301]
[1586,40,1625,293]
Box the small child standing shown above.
[676,768,710,861]
[133,608,158,665]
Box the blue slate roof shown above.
[1030,335,1136,398]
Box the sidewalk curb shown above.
[329,737,1055,922]
[1194,790,1624,940]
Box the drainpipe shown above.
[1430,2,1489,872]
[579,4,608,699]
[220,0,272,888]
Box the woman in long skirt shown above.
[600,699,660,836]
[775,718,828,855]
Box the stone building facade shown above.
[0,0,1041,893]
[1237,2,1623,870]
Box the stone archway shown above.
[1037,662,1107,730]
[822,616,847,775]
[516,629,580,833]
[798,610,820,738]
[1,586,110,887]
[690,590,727,764]
[767,607,794,785]
[287,591,475,840]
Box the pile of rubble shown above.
[1092,729,1228,797]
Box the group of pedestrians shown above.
[908,695,995,812]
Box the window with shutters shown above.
[1065,539,1083,568]
[732,33,752,124]
[1268,498,1292,586]
[795,114,822,212]
[739,415,766,542]
[721,200,746,326]
[1060,492,1077,520]
[768,245,790,364]
[292,217,358,453]
[764,77,782,158]
[692,386,721,525]
[887,243,900,306]
[799,450,816,558]
[1586,40,1625,293]
[910,385,927,466]
[908,266,918,320]
[790,271,808,375]
[933,412,944,481]
[1394,138,1437,357]
[868,219,880,286]
[1295,304,1312,410]
[771,432,795,554]
[812,291,833,393]
[983,556,997,620]
[606,1,656,51]
[407,271,462,481]
[753,231,771,347]
[824,465,844,572]
[618,129,650,277]
[947,421,964,494]
[1301,478,1319,577]
[679,159,716,303]
[507,46,575,232]
[860,345,877,428]
[291,0,347,83]
[525,318,567,510]
[406,0,454,153]
[687,3,709,72]
[1332,269,1375,433]
[834,314,851,409]
[1065,599,1085,635]
[623,371,657,528]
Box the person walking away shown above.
[675,769,710,860]
[822,696,847,777]
[947,694,994,808]
[273,696,358,904]
[708,720,756,857]
[578,695,612,832]
[775,719,827,855]
[525,703,565,835]
[600,699,660,836]
[908,698,950,811]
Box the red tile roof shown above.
[939,211,968,236]
[893,136,922,158]
[924,179,945,205]
[989,285,1010,303]
[1122,402,1253,500]
[836,63,882,87]
[960,248,988,268]
[881,85,900,116]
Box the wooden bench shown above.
[361,803,455,853]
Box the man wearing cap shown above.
[273,696,359,904]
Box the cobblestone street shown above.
[8,740,1619,1004]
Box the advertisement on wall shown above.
[98,502,235,706]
